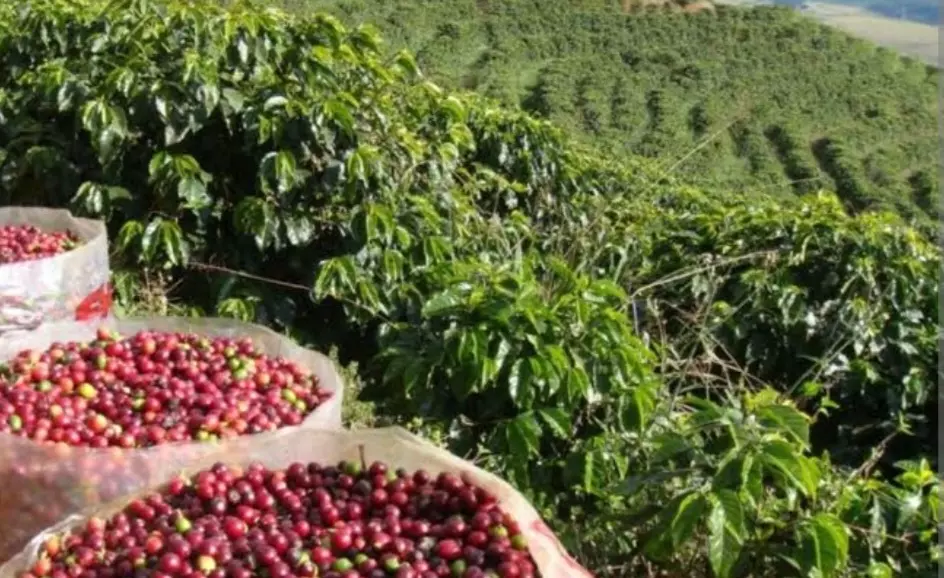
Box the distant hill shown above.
[798,0,938,25]
[725,1,940,65]
[279,1,939,223]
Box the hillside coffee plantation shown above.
[0,0,938,577]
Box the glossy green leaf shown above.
[178,176,211,209]
[757,404,810,446]
[115,220,143,253]
[619,384,656,432]
[263,95,288,111]
[644,492,707,559]
[140,217,163,262]
[275,150,297,193]
[283,213,315,246]
[233,197,278,250]
[221,87,246,114]
[762,440,818,497]
[324,99,355,134]
[107,186,132,202]
[797,514,849,577]
[421,288,466,317]
[393,49,420,77]
[507,357,530,404]
[537,408,571,438]
[866,562,893,578]
[160,220,189,266]
[504,413,542,458]
[96,126,122,164]
[148,151,170,182]
[707,490,744,578]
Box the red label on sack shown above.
[529,519,595,577]
[75,283,112,321]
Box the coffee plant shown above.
[293,0,939,223]
[0,1,937,576]
[536,188,939,469]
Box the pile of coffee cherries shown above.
[0,224,80,264]
[19,460,540,578]
[0,328,333,447]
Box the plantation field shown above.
[280,1,940,224]
[0,1,938,577]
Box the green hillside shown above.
[278,0,940,222]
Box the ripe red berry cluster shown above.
[20,460,540,578]
[0,328,333,448]
[0,224,79,264]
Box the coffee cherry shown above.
[15,461,543,578]
[0,330,334,448]
[0,224,79,264]
[0,329,336,560]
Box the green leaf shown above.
[115,220,143,253]
[507,358,530,404]
[96,126,122,164]
[537,408,571,438]
[644,492,707,559]
[324,98,355,134]
[198,83,220,116]
[173,154,201,177]
[160,220,189,266]
[313,260,338,299]
[236,36,250,64]
[866,562,893,578]
[263,95,288,111]
[393,49,421,77]
[504,413,542,458]
[164,123,190,146]
[275,150,298,193]
[57,81,77,111]
[797,514,849,578]
[381,250,403,282]
[757,404,810,446]
[107,186,132,202]
[686,395,725,427]
[667,492,707,549]
[421,288,466,317]
[283,213,315,246]
[707,490,744,578]
[439,96,467,123]
[233,198,278,250]
[178,176,211,209]
[217,298,254,322]
[71,182,106,216]
[713,451,754,491]
[221,88,246,114]
[141,217,163,262]
[618,385,656,432]
[651,431,692,464]
[148,151,170,182]
[762,440,818,497]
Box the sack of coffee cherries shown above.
[0,208,112,359]
[0,317,344,561]
[0,427,592,578]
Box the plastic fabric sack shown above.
[0,316,344,562]
[0,427,594,578]
[0,208,111,360]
